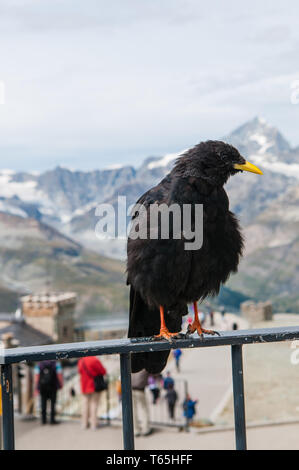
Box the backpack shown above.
[82,359,107,393]
[163,377,174,390]
[39,363,57,393]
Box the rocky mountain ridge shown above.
[0,116,298,312]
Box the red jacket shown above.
[78,356,107,394]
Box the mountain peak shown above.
[252,115,268,126]
[225,116,290,157]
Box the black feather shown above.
[127,141,244,372]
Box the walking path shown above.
[14,417,299,450]
[165,312,248,422]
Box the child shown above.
[183,394,198,429]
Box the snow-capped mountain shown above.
[0,116,299,312]
[225,116,290,156]
[224,117,299,179]
[0,116,297,258]
[135,116,299,181]
[0,165,137,225]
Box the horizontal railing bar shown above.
[1,325,299,365]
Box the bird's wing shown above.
[127,174,193,307]
[127,175,189,373]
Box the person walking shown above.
[172,349,182,372]
[131,369,152,437]
[165,383,178,421]
[78,356,107,431]
[148,374,161,404]
[163,371,175,391]
[35,360,63,425]
[183,394,198,429]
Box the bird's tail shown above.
[128,287,176,374]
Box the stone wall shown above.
[241,300,273,324]
[21,292,76,343]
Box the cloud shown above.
[0,0,204,32]
[0,0,299,170]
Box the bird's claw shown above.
[186,323,221,338]
[154,329,181,342]
[202,329,221,337]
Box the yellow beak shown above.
[234,161,263,175]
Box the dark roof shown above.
[0,320,52,347]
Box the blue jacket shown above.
[173,349,182,359]
[183,399,197,419]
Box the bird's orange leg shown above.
[155,306,180,341]
[187,302,220,337]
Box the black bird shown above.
[127,141,263,373]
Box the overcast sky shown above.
[0,0,299,171]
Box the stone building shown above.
[21,292,77,343]
[241,300,273,324]
[0,314,53,418]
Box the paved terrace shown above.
[14,418,299,451]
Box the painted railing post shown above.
[1,364,15,450]
[120,353,134,450]
[231,345,247,450]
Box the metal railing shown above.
[1,325,299,451]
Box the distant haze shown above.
[0,0,299,171]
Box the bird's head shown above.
[177,140,263,186]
